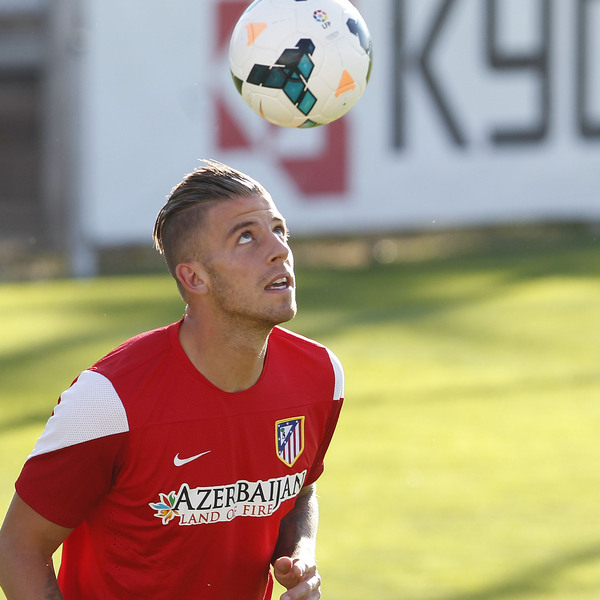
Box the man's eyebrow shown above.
[226,216,288,239]
[273,216,288,230]
[226,220,257,239]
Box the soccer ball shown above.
[229,0,373,128]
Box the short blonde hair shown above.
[153,160,269,282]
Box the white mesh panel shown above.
[29,370,129,459]
[326,348,344,401]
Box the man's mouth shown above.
[265,276,292,291]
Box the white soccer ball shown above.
[229,0,373,128]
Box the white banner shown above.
[76,0,600,247]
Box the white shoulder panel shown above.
[326,348,345,401]
[28,370,129,459]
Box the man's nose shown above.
[268,231,291,263]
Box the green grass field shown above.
[1,227,599,599]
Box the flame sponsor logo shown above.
[149,470,307,526]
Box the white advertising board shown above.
[75,0,600,247]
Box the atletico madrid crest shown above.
[276,417,305,467]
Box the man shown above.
[0,160,344,600]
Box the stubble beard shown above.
[207,266,297,333]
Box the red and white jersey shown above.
[16,321,344,600]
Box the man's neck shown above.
[178,312,272,393]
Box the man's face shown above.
[199,194,297,330]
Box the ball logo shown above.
[313,10,331,28]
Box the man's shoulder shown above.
[271,327,342,369]
[271,326,327,352]
[270,327,344,401]
[91,321,179,380]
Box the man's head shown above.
[154,160,270,282]
[154,161,296,328]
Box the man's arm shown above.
[272,483,322,600]
[0,493,72,600]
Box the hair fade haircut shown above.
[153,159,270,281]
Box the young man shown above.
[0,161,344,600]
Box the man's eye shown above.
[239,231,253,244]
[274,226,288,239]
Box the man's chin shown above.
[271,304,297,327]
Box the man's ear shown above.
[175,262,209,296]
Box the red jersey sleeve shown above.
[16,434,128,528]
[305,397,344,486]
[305,346,344,486]
[15,370,129,528]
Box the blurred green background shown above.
[1,226,599,599]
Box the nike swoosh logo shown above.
[174,451,211,467]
